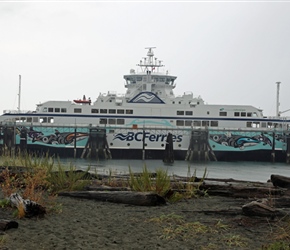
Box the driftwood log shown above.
[271,174,290,188]
[0,220,18,231]
[242,199,286,217]
[58,191,166,206]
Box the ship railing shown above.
[1,122,289,134]
[3,110,34,114]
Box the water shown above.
[60,158,290,183]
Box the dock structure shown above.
[163,132,174,164]
[1,122,290,163]
[185,129,217,162]
[81,127,112,160]
[1,125,16,156]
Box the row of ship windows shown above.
[43,108,257,117]
[43,107,134,114]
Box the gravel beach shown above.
[0,192,285,250]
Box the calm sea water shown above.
[60,158,290,183]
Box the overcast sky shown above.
[0,1,289,116]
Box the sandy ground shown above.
[0,192,286,250]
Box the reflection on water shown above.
[59,158,290,183]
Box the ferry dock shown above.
[0,123,290,163]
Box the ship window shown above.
[176,120,184,126]
[74,108,82,113]
[40,117,48,123]
[246,122,252,128]
[177,111,184,115]
[241,112,246,117]
[137,77,142,81]
[185,111,193,116]
[202,121,209,127]
[159,78,165,82]
[261,122,267,128]
[48,117,54,123]
[91,109,98,113]
[100,109,107,114]
[55,108,60,113]
[100,118,107,124]
[126,109,133,114]
[185,120,192,126]
[48,108,53,112]
[210,121,218,127]
[252,122,260,128]
[43,107,47,112]
[234,112,240,117]
[108,119,116,124]
[207,111,210,115]
[253,112,258,117]
[247,112,252,117]
[172,101,175,104]
[117,119,125,125]
[219,112,227,116]
[61,108,67,113]
[109,109,116,114]
[179,101,181,104]
[117,109,124,114]
[33,117,39,123]
[27,117,32,123]
[193,121,201,126]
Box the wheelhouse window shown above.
[177,111,184,115]
[61,108,67,113]
[48,108,53,112]
[241,112,246,117]
[234,112,239,117]
[55,108,60,113]
[185,111,193,116]
[219,112,227,116]
[74,108,82,113]
[43,107,47,112]
[247,112,252,117]
[91,109,99,113]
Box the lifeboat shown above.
[74,95,91,104]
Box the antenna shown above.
[18,75,21,112]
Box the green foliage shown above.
[0,199,10,208]
[45,161,91,194]
[128,165,171,197]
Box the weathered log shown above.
[271,174,290,188]
[58,191,166,206]
[0,220,18,231]
[242,199,285,217]
[202,180,285,198]
[85,185,131,191]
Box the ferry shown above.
[0,47,289,161]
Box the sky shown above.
[0,1,290,117]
